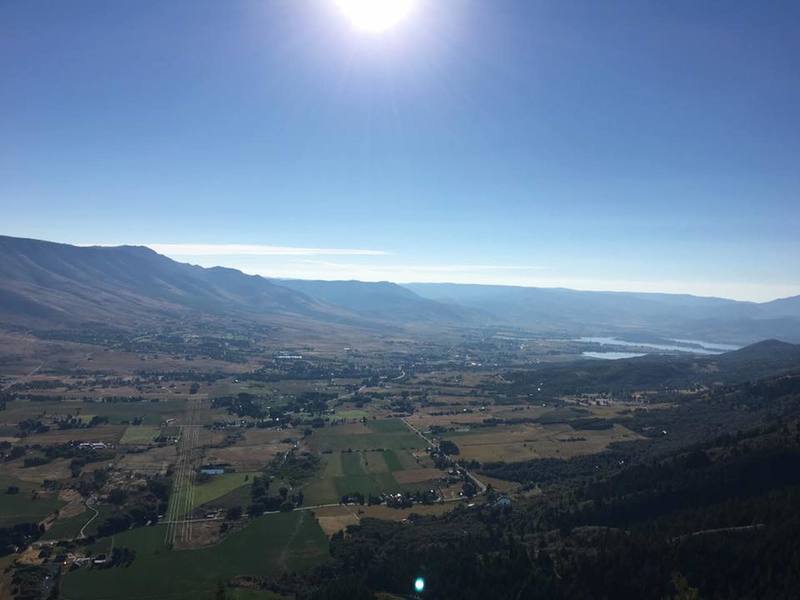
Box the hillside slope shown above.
[274,279,470,325]
[0,236,344,329]
[0,236,464,333]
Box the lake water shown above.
[582,351,647,360]
[576,336,741,356]
[670,338,740,352]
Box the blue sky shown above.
[2,1,799,301]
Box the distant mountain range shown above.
[406,283,800,343]
[1,235,799,343]
[274,278,471,324]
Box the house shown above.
[77,442,108,451]
[200,467,225,476]
[494,495,512,510]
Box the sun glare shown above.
[334,0,417,33]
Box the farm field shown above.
[0,338,694,598]
[442,423,642,462]
[120,425,160,444]
[63,511,328,600]
[313,502,457,536]
[191,471,258,510]
[0,474,63,527]
[41,504,113,541]
[406,404,553,428]
[88,400,188,425]
[203,429,295,471]
[22,425,127,445]
[331,409,369,420]
[0,398,188,427]
[307,419,426,452]
[301,419,441,505]
[4,457,75,483]
[116,444,177,475]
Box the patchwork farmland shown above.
[0,338,679,598]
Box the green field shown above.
[0,399,186,426]
[302,419,431,504]
[200,484,253,511]
[367,419,412,433]
[120,426,160,444]
[191,472,257,510]
[302,447,435,505]
[0,474,63,527]
[41,510,88,541]
[331,409,369,420]
[92,401,187,425]
[301,454,341,505]
[0,400,65,422]
[41,504,114,541]
[311,419,424,452]
[63,511,329,600]
[335,452,398,497]
[382,448,419,471]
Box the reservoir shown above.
[577,336,741,357]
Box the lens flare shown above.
[334,0,417,33]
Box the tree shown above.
[311,576,375,600]
[671,573,701,600]
[251,477,268,500]
[439,440,460,455]
[485,484,496,502]
[109,489,128,505]
[462,482,476,498]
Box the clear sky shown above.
[2,1,799,301]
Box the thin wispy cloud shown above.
[145,244,389,257]
[248,259,556,287]
[299,260,550,273]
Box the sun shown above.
[334,0,418,33]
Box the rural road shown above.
[1,361,44,391]
[402,417,487,493]
[160,495,473,526]
[79,498,100,538]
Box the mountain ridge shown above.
[1,235,799,344]
[0,235,459,333]
[404,282,800,343]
